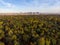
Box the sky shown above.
[0,0,60,13]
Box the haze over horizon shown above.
[0,0,60,13]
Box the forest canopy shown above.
[0,15,60,45]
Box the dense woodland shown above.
[0,15,60,45]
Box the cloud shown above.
[0,0,60,13]
[0,0,15,8]
[19,0,60,9]
[0,8,20,13]
[31,0,60,13]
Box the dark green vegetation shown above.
[0,15,60,45]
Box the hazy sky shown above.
[0,0,60,13]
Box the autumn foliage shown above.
[0,15,60,45]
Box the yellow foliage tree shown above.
[0,30,4,39]
[38,37,45,45]
[0,42,5,45]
